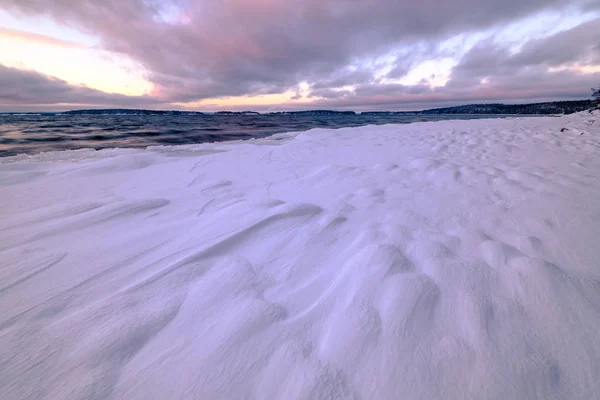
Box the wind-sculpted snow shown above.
[1,112,599,399]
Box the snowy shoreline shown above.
[1,113,599,399]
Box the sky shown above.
[0,0,599,112]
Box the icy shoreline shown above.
[1,113,599,399]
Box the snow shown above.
[1,112,600,399]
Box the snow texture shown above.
[1,112,600,399]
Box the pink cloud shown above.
[0,27,89,49]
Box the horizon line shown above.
[0,98,593,115]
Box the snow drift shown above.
[1,113,599,399]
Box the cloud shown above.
[304,70,600,111]
[0,64,162,109]
[2,0,597,102]
[512,17,600,67]
[299,16,600,111]
[0,0,599,110]
[0,27,88,49]
[451,16,600,82]
[444,16,600,96]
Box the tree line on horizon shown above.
[48,99,596,116]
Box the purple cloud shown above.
[0,0,599,109]
[0,64,163,110]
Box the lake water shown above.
[0,113,525,157]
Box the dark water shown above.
[0,113,522,157]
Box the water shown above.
[0,113,522,157]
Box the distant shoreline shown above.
[0,99,594,116]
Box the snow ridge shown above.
[1,113,599,399]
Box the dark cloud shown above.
[453,16,600,78]
[0,64,162,109]
[0,0,598,110]
[353,83,433,98]
[304,69,600,111]
[450,41,511,81]
[298,15,600,110]
[1,0,594,103]
[512,17,600,67]
[445,16,600,96]
[310,68,375,91]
